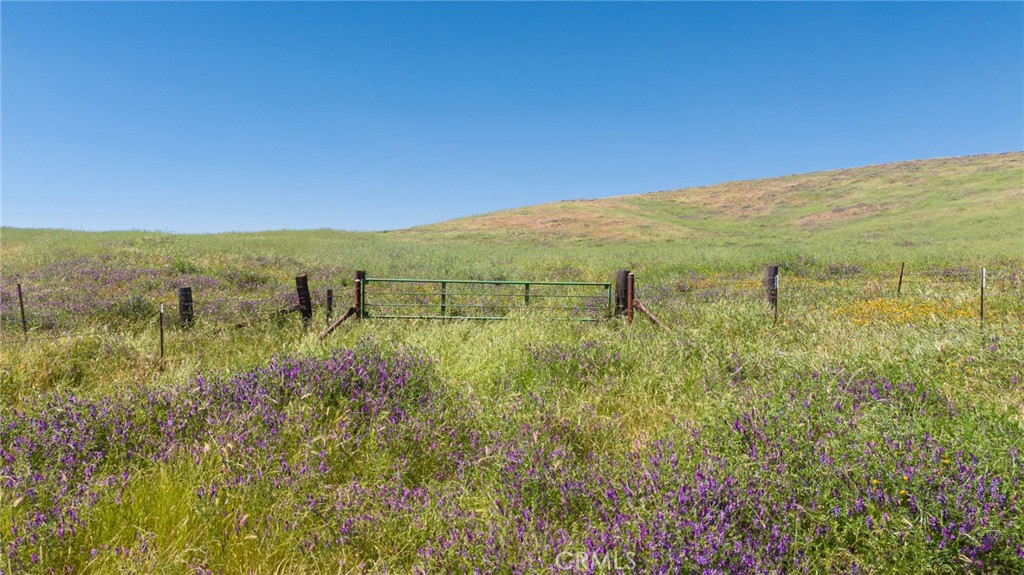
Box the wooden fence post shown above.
[16,282,27,336]
[980,267,986,327]
[764,265,779,311]
[296,274,312,323]
[614,270,630,316]
[897,262,905,297]
[159,304,165,360]
[774,273,779,325]
[626,272,635,326]
[354,271,366,319]
[178,287,193,328]
[326,289,334,323]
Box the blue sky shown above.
[2,2,1022,233]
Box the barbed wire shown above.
[1,271,1019,303]
[1,266,1019,338]
[0,329,121,345]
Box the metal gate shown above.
[359,277,612,321]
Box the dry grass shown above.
[407,152,1023,245]
[795,203,892,229]
[415,199,692,241]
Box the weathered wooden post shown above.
[296,274,312,323]
[440,281,447,318]
[897,262,905,297]
[354,271,366,319]
[622,270,630,325]
[774,273,779,325]
[614,270,630,316]
[178,287,193,328]
[16,282,27,336]
[159,304,165,359]
[764,265,779,311]
[326,289,334,323]
[980,267,986,327]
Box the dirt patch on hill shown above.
[408,152,1022,240]
[423,201,690,241]
[650,174,834,218]
[796,203,889,228]
[645,152,1024,220]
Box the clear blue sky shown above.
[2,2,1022,233]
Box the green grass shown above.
[3,153,1022,272]
[1,153,1023,573]
[412,152,1023,259]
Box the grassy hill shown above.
[1,154,1023,574]
[2,153,1021,274]
[407,152,1024,258]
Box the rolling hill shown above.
[2,153,1021,271]
[405,152,1023,254]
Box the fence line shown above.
[2,265,1020,338]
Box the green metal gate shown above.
[359,277,612,321]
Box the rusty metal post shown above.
[319,306,356,340]
[626,272,635,326]
[16,282,27,336]
[633,299,666,329]
[897,262,905,297]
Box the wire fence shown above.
[633,267,1021,328]
[1,266,1021,339]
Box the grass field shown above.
[1,153,1022,574]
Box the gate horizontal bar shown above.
[367,291,605,299]
[365,314,604,322]
[366,303,605,311]
[366,278,610,287]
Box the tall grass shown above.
[1,227,1022,574]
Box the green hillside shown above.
[3,153,1021,272]
[408,152,1023,259]
[1,153,1023,575]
